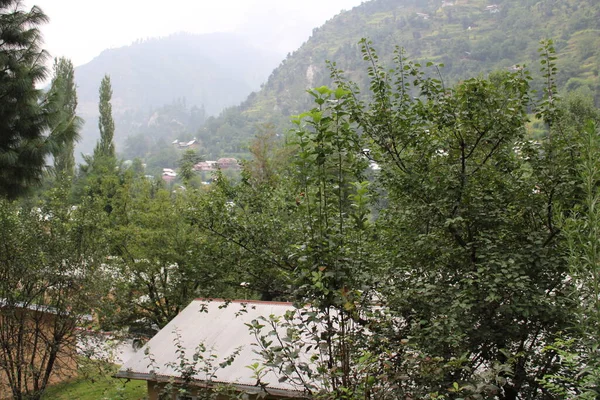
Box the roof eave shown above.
[115,371,309,399]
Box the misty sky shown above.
[24,0,366,67]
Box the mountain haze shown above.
[73,32,283,157]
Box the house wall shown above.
[0,309,77,399]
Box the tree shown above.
[93,74,115,160]
[320,40,579,399]
[0,2,75,198]
[96,177,230,333]
[0,190,103,400]
[253,86,383,398]
[244,123,293,186]
[538,121,600,399]
[537,88,600,397]
[178,148,202,184]
[76,74,117,207]
[49,57,80,181]
[244,41,589,400]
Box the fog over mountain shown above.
[73,32,282,157]
[232,1,362,55]
[26,0,365,67]
[57,0,365,158]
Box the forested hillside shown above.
[200,0,600,156]
[73,32,282,158]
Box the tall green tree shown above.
[249,41,590,400]
[0,189,105,400]
[0,2,75,198]
[76,74,117,207]
[322,40,579,399]
[49,57,80,181]
[94,74,115,160]
[178,148,202,185]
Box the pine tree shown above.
[50,57,81,180]
[0,1,53,198]
[94,74,115,159]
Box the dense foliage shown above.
[180,41,600,399]
[49,57,81,181]
[0,189,104,400]
[2,1,600,399]
[0,1,78,198]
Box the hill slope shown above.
[198,0,600,157]
[73,32,282,158]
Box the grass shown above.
[42,363,146,400]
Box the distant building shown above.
[193,158,239,172]
[416,12,430,19]
[193,161,218,172]
[162,168,177,183]
[172,138,199,149]
[508,64,524,72]
[217,158,239,170]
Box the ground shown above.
[42,363,146,400]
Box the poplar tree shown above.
[94,74,115,160]
[50,57,80,180]
[76,75,118,212]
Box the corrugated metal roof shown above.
[117,299,309,394]
[0,299,93,321]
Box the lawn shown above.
[42,364,146,400]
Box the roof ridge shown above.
[193,298,294,306]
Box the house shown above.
[416,12,430,19]
[173,138,200,149]
[193,159,239,172]
[216,158,239,170]
[193,161,218,172]
[508,64,524,72]
[116,299,308,399]
[162,168,177,183]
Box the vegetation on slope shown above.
[197,0,600,157]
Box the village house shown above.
[116,299,308,400]
[162,168,177,183]
[486,4,499,13]
[172,138,200,149]
[193,161,218,172]
[193,158,239,172]
[216,158,239,170]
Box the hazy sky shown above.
[23,0,365,67]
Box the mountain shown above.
[198,0,600,157]
[73,32,283,158]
